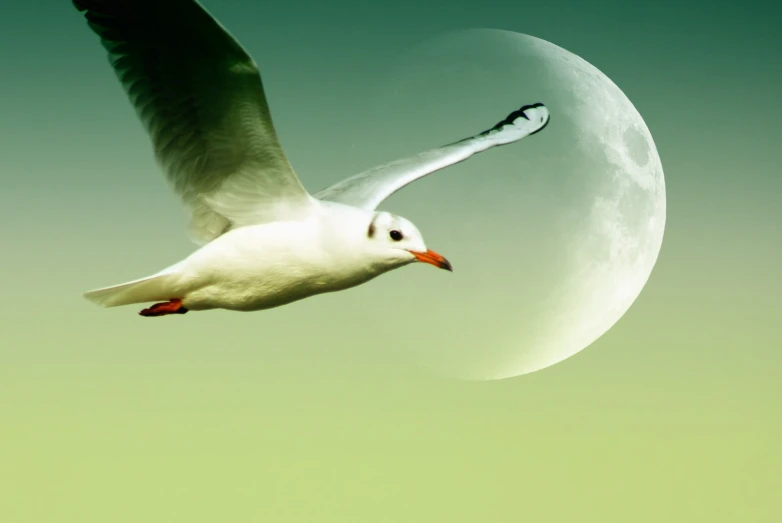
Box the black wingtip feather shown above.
[480,102,548,136]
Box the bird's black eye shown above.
[389,230,403,241]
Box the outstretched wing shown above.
[315,103,550,211]
[74,0,314,244]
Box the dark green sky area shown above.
[0,1,779,522]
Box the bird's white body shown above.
[85,201,431,312]
[162,203,409,311]
[74,0,549,316]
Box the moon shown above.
[352,30,666,379]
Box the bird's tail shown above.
[83,268,181,308]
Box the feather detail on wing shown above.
[74,0,314,244]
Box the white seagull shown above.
[75,0,550,317]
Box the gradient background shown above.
[1,0,780,522]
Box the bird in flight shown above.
[74,0,550,317]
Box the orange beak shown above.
[410,249,453,272]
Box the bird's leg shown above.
[139,299,188,317]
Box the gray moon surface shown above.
[353,30,666,379]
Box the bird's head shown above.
[364,211,452,272]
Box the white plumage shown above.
[74,0,550,316]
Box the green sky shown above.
[0,1,779,522]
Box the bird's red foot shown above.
[139,299,188,317]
